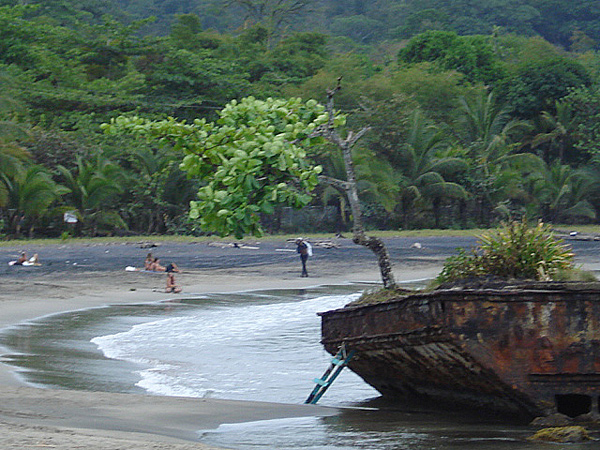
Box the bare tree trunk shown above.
[315,83,397,289]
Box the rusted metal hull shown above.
[319,282,600,420]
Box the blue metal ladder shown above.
[305,343,355,404]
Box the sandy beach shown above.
[1,234,597,449]
[0,235,449,450]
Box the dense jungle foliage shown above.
[1,0,600,238]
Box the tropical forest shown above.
[2,0,600,239]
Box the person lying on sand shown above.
[9,252,41,266]
[149,257,165,272]
[165,262,179,273]
[148,258,180,273]
[125,258,179,273]
[150,258,180,272]
[27,253,41,266]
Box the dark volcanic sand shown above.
[1,234,598,279]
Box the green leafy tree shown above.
[394,9,451,38]
[103,96,327,238]
[266,32,327,83]
[398,30,505,84]
[526,0,600,49]
[561,87,600,161]
[0,6,149,126]
[390,63,475,126]
[352,93,417,168]
[104,91,399,287]
[505,57,592,119]
[224,0,316,46]
[135,39,250,119]
[220,29,327,91]
[77,17,155,81]
[330,15,382,44]
[286,52,390,112]
[169,13,219,52]
[13,0,116,26]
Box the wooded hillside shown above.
[1,1,600,238]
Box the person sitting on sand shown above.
[14,252,27,265]
[165,265,182,293]
[144,252,154,270]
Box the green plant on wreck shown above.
[527,426,591,443]
[436,219,576,283]
[350,286,414,307]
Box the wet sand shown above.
[1,234,597,449]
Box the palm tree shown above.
[458,90,541,224]
[531,100,582,164]
[459,90,533,174]
[57,154,126,236]
[316,146,350,231]
[3,165,69,237]
[318,144,399,231]
[123,146,196,234]
[530,162,597,223]
[0,71,30,206]
[397,111,468,228]
[0,143,29,207]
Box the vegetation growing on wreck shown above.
[350,287,415,307]
[352,219,596,306]
[436,220,577,283]
[528,426,592,443]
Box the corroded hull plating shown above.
[319,282,600,420]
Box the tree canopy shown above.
[2,2,600,239]
[102,97,328,238]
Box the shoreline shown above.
[2,235,597,450]
[0,237,445,450]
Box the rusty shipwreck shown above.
[319,281,600,421]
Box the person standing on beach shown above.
[295,237,312,277]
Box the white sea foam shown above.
[91,292,377,404]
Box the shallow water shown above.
[0,283,597,449]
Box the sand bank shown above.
[0,237,446,450]
[4,234,594,450]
